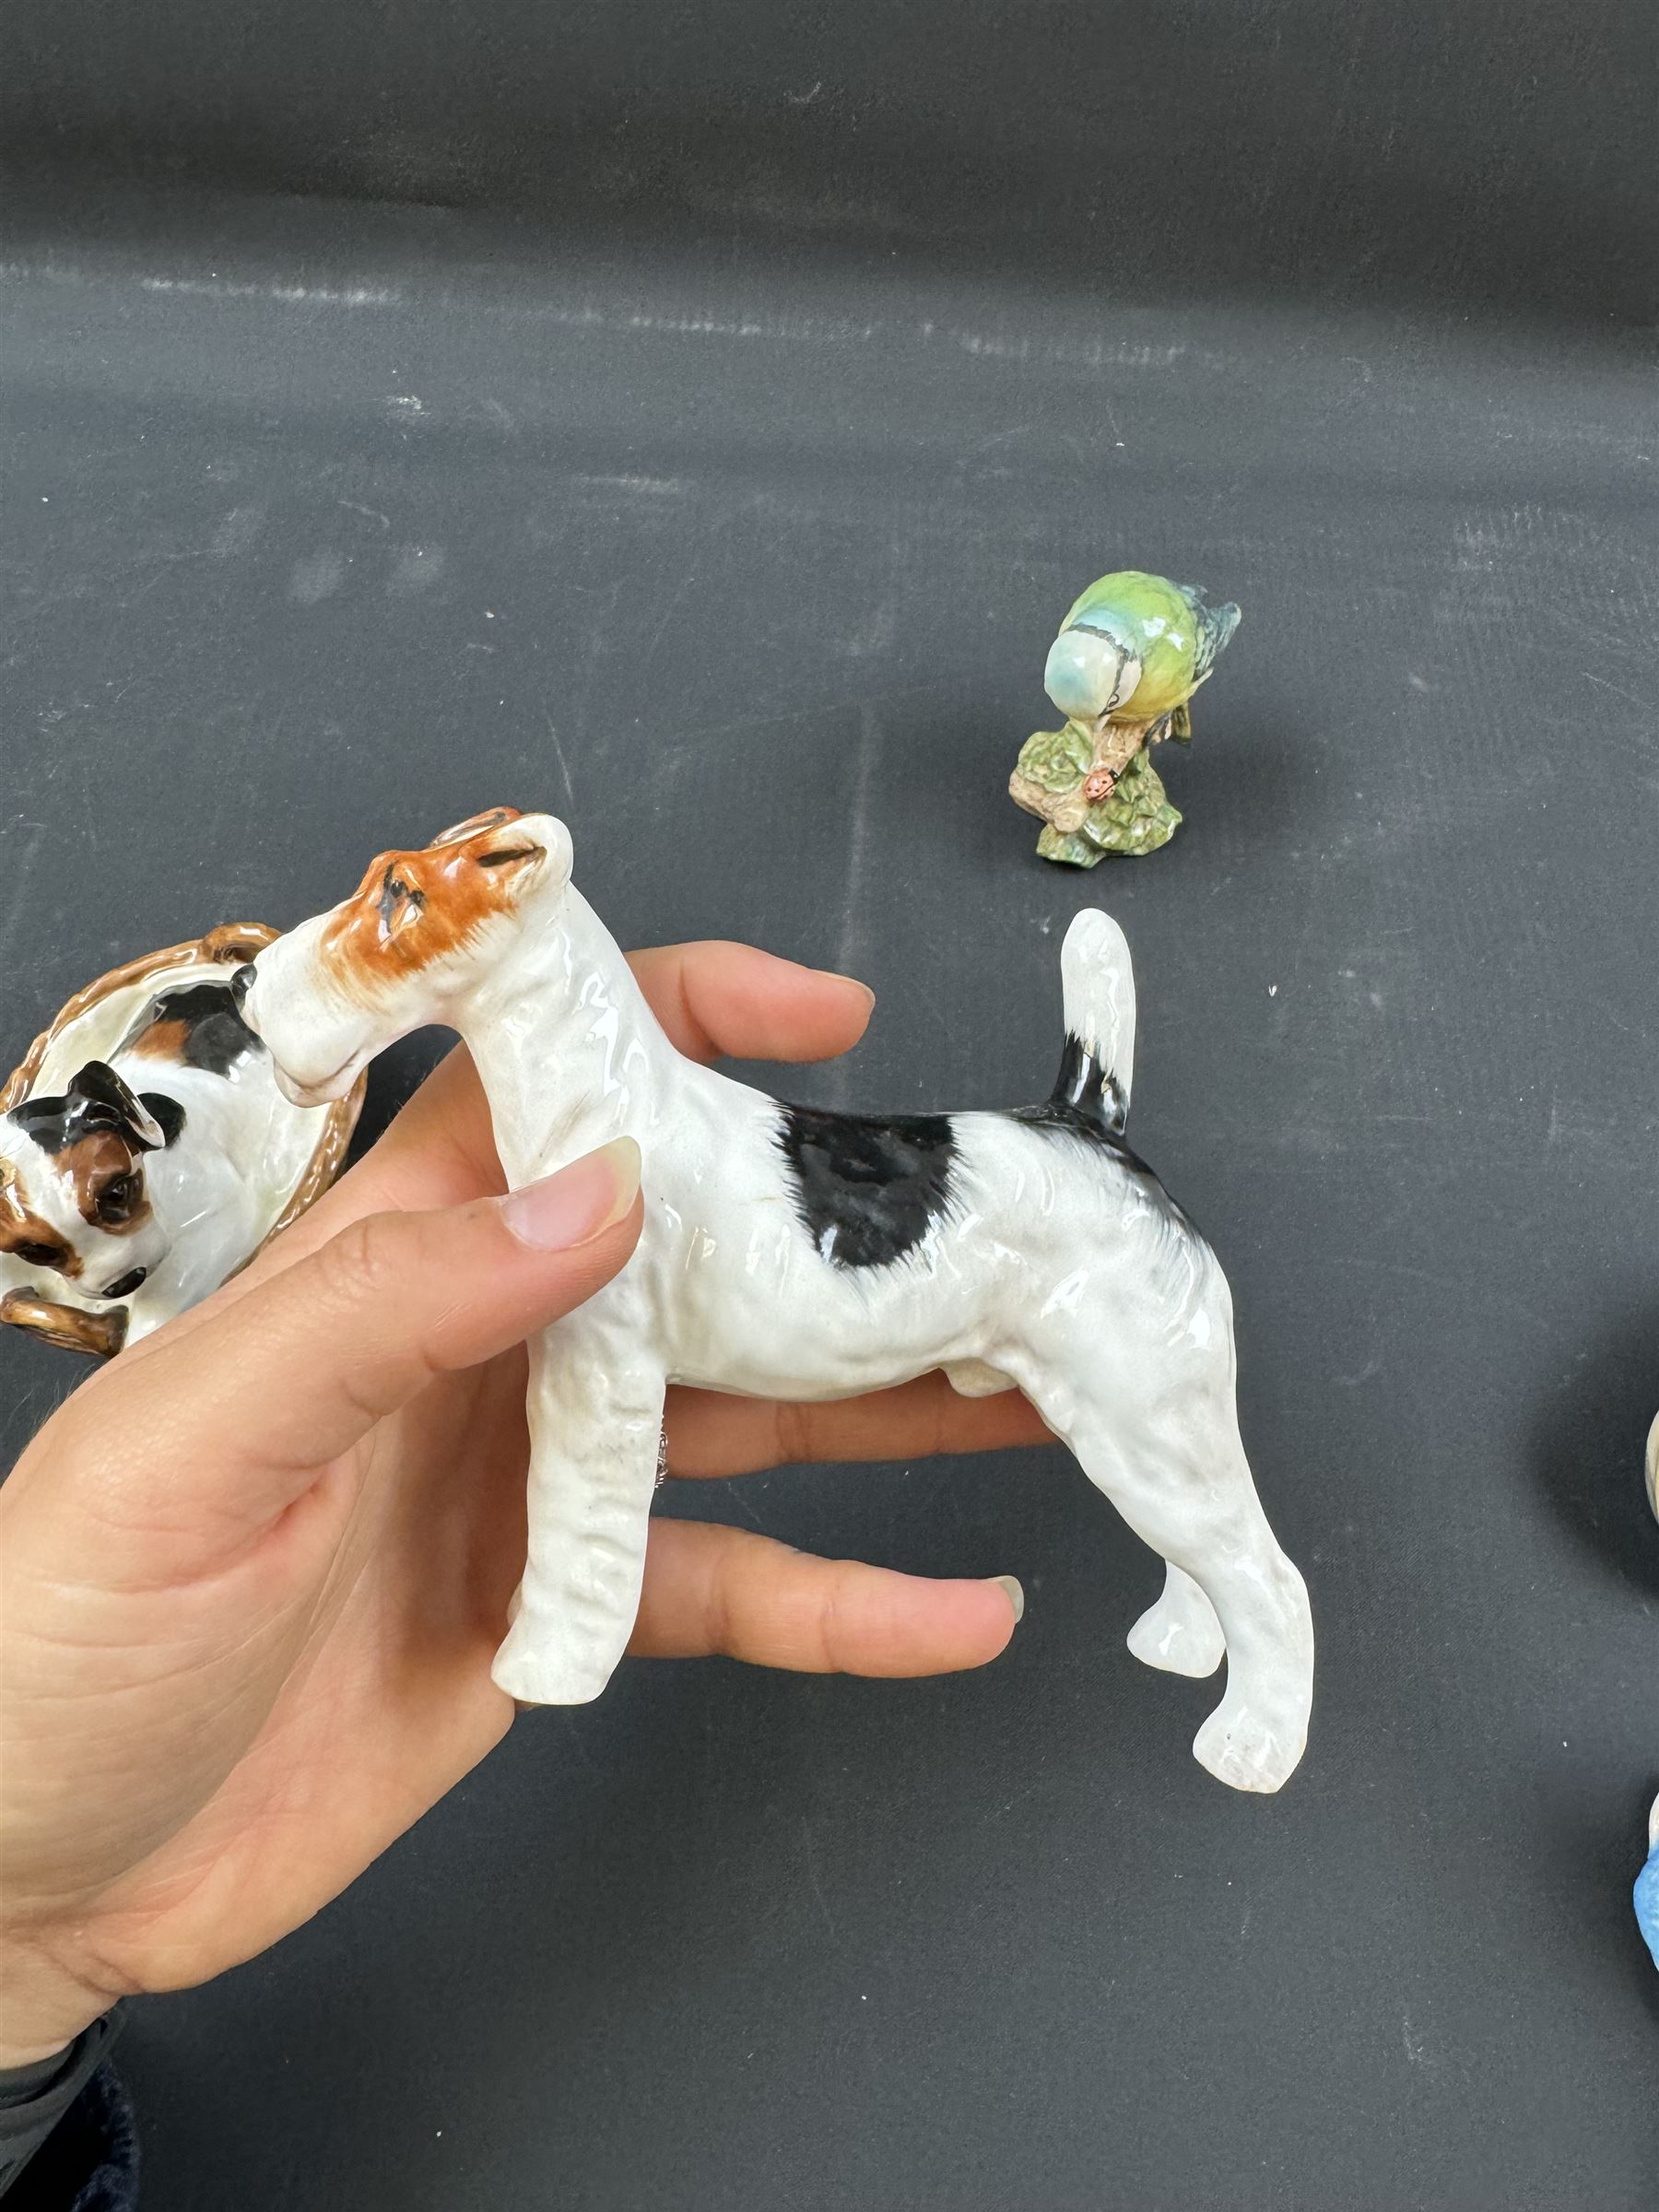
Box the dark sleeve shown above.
[0,2014,139,2210]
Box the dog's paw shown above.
[1193,1699,1305,1794]
[491,1627,615,1709]
[1127,1567,1225,1677]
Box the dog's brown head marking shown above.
[0,1160,79,1276]
[59,1129,149,1232]
[4,1061,171,1258]
[321,808,548,994]
[127,1018,191,1062]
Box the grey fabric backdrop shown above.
[2,5,1655,2205]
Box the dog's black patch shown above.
[10,1062,171,1155]
[140,1093,186,1147]
[777,1105,957,1269]
[121,982,262,1076]
[8,1096,76,1153]
[1009,1032,1128,1142]
[1007,1036,1200,1241]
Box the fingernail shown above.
[500,1136,641,1250]
[989,1574,1025,1624]
[820,970,876,1014]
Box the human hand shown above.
[0,941,1041,2065]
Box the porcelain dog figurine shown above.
[237,809,1314,1791]
[0,927,361,1357]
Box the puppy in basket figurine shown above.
[0,927,361,1358]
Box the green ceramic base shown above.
[1018,735,1182,866]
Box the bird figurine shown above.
[1009,570,1241,865]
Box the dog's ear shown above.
[137,1092,185,1147]
[459,811,570,895]
[429,806,523,849]
[65,1062,170,1151]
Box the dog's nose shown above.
[101,1265,148,1300]
[229,963,256,1012]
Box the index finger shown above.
[665,1370,1052,1476]
[628,1519,1021,1675]
[340,942,874,1194]
[628,941,874,1065]
[206,939,877,1300]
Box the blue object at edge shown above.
[1635,1846,1659,1971]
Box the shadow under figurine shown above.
[236,806,1314,1794]
[0,926,363,1358]
[1010,571,1241,865]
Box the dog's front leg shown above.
[491,1318,666,1707]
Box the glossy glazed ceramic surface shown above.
[242,811,1314,1792]
[0,935,362,1353]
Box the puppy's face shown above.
[239,808,570,1105]
[0,1061,172,1300]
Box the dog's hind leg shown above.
[1127,1562,1225,1678]
[1048,1389,1313,1793]
[491,1318,665,1707]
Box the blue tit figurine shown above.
[1010,570,1241,866]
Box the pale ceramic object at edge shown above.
[0,929,361,1357]
[239,809,1316,1793]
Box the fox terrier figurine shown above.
[236,809,1314,1792]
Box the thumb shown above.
[55,1138,642,1558]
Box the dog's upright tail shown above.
[1052,910,1136,1136]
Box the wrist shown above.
[0,2008,125,2199]
[0,1941,112,2072]
[0,2011,100,2072]
[0,2030,78,2073]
